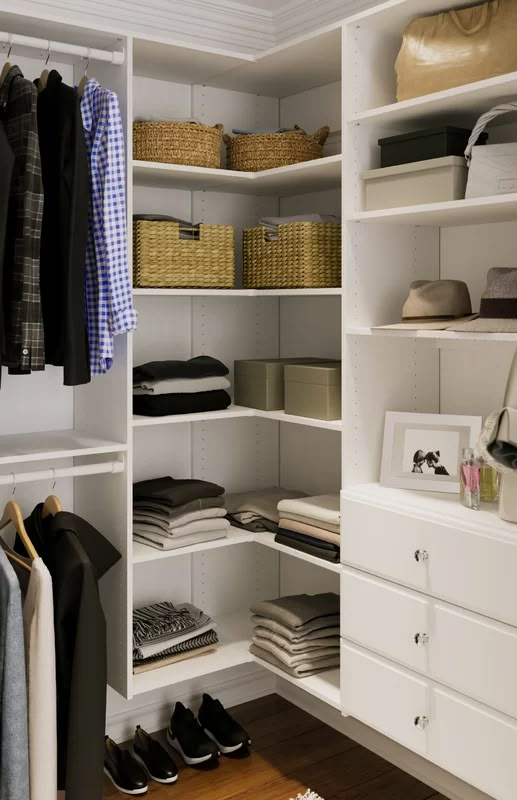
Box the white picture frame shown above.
[380,412,482,493]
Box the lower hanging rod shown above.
[0,31,124,65]
[0,459,125,487]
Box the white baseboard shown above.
[107,665,275,742]
[277,680,494,800]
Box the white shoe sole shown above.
[103,767,148,795]
[132,749,178,784]
[166,729,217,765]
[203,728,245,754]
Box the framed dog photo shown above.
[381,412,482,493]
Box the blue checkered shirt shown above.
[81,79,137,374]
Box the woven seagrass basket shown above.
[243,222,341,289]
[224,127,330,171]
[133,122,223,168]
[134,220,235,288]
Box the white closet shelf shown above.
[132,611,252,695]
[351,194,517,227]
[349,71,517,128]
[256,535,341,572]
[133,288,342,297]
[132,406,342,432]
[133,155,342,196]
[252,656,341,709]
[343,483,517,543]
[132,528,252,563]
[0,429,127,465]
[345,327,517,343]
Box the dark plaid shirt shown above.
[0,66,44,372]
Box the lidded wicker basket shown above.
[133,122,223,168]
[134,220,235,289]
[243,222,341,289]
[224,127,330,171]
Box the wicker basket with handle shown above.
[133,122,224,168]
[243,222,341,289]
[134,220,235,288]
[224,127,330,172]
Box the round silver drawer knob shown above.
[414,715,430,730]
[414,549,429,563]
[414,632,430,646]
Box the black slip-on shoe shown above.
[167,701,219,765]
[104,736,148,795]
[132,725,178,784]
[198,693,251,754]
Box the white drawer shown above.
[341,642,517,800]
[341,567,517,717]
[342,497,517,626]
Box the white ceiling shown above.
[240,0,278,9]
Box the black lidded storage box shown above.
[378,126,488,169]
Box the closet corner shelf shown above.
[132,407,342,432]
[133,288,342,297]
[0,429,127,465]
[345,327,517,344]
[255,534,342,573]
[349,71,517,128]
[132,154,342,196]
[252,656,341,710]
[132,527,253,563]
[350,194,517,227]
[132,611,252,695]
[342,483,517,544]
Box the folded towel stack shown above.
[133,356,232,417]
[276,494,340,563]
[133,601,218,673]
[133,476,230,551]
[225,487,306,533]
[258,214,340,241]
[250,593,340,677]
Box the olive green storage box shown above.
[234,358,329,411]
[284,362,341,421]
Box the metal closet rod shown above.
[0,31,124,65]
[0,459,125,487]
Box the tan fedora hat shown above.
[376,279,476,330]
[449,268,517,333]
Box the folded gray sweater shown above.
[251,615,340,641]
[250,593,339,630]
[254,626,339,653]
[250,644,339,677]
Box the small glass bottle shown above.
[479,456,500,504]
[460,448,480,511]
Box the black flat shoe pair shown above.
[167,695,251,767]
[104,728,178,795]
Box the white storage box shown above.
[363,156,468,211]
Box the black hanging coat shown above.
[0,121,14,382]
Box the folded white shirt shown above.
[134,376,231,395]
[277,494,340,526]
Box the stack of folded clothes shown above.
[275,494,340,563]
[225,487,306,533]
[133,356,232,417]
[249,593,340,677]
[133,476,230,551]
[133,601,218,674]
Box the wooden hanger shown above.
[0,500,38,561]
[38,42,51,93]
[77,50,90,98]
[0,37,13,89]
[42,494,62,519]
[4,547,31,573]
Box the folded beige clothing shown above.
[251,614,340,640]
[277,495,340,527]
[133,496,225,518]
[134,517,230,539]
[252,634,339,668]
[133,646,216,674]
[254,626,339,653]
[225,487,306,524]
[279,511,340,535]
[134,376,231,395]
[250,644,339,677]
[134,530,227,550]
[251,593,339,630]
[133,507,227,531]
[278,518,340,545]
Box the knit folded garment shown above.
[133,645,216,674]
[133,496,225,518]
[225,487,306,525]
[134,376,231,395]
[278,518,340,545]
[133,507,227,532]
[135,620,215,660]
[278,511,340,535]
[251,615,340,641]
[253,626,339,654]
[134,630,219,671]
[134,517,230,539]
[251,593,339,630]
[133,601,202,648]
[133,477,225,505]
[133,356,229,384]
[251,634,339,667]
[134,530,227,551]
[277,495,340,527]
[275,531,340,563]
[133,389,231,417]
[250,644,339,677]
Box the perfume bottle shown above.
[478,456,500,503]
[460,448,480,510]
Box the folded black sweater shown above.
[133,389,231,417]
[133,356,229,384]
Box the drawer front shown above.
[341,642,517,800]
[341,568,517,717]
[342,498,517,627]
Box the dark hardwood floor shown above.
[104,694,448,800]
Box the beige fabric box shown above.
[234,358,330,411]
[284,362,341,421]
[363,156,468,211]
